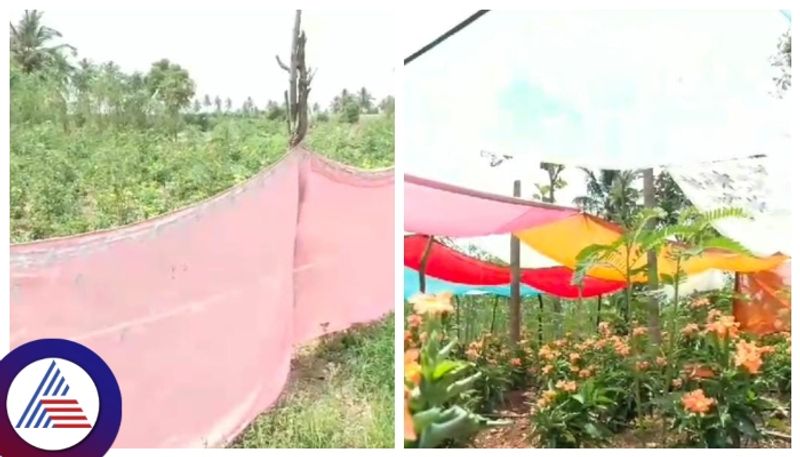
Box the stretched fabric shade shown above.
[404,174,577,236]
[403,267,540,299]
[515,213,789,282]
[404,235,624,299]
[734,261,791,335]
[668,155,791,257]
[8,148,393,448]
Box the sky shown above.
[403,10,791,266]
[13,9,396,110]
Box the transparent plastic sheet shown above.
[9,147,394,448]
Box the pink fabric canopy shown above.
[404,235,624,299]
[9,147,393,448]
[404,175,578,237]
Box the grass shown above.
[230,315,395,448]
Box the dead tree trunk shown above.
[276,10,314,147]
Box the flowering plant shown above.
[404,293,505,447]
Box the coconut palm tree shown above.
[573,169,641,227]
[10,10,75,74]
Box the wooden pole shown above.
[418,235,434,293]
[642,168,661,343]
[509,180,522,344]
[537,294,544,346]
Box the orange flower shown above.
[632,326,648,337]
[598,321,612,337]
[691,297,710,309]
[706,309,723,323]
[684,363,715,380]
[553,339,567,348]
[671,378,683,389]
[579,368,592,379]
[681,389,716,415]
[542,364,554,375]
[636,361,650,371]
[404,330,413,342]
[734,340,772,374]
[610,337,631,356]
[404,388,416,441]
[570,364,580,373]
[682,323,700,337]
[656,356,667,367]
[404,349,421,385]
[538,346,559,361]
[406,314,423,328]
[705,315,740,339]
[555,380,578,393]
[537,389,558,409]
[569,352,581,364]
[409,292,454,316]
[594,339,607,350]
[510,358,522,367]
[465,348,479,361]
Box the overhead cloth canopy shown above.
[405,174,577,236]
[668,155,791,257]
[734,260,791,335]
[8,148,393,449]
[405,11,790,172]
[403,267,540,299]
[515,213,788,282]
[405,235,624,299]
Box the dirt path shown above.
[469,390,535,448]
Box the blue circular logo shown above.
[0,339,122,456]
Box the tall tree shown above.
[213,96,222,113]
[203,94,211,108]
[145,59,195,114]
[225,97,232,112]
[358,86,374,113]
[574,169,641,228]
[379,95,395,116]
[533,162,566,203]
[655,171,691,226]
[10,10,75,74]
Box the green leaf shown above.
[431,359,465,380]
[437,339,458,359]
[583,422,605,439]
[734,414,759,439]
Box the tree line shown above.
[10,10,395,135]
